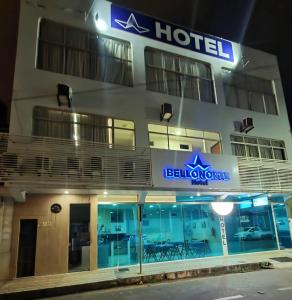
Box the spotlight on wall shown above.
[240,117,254,134]
[160,103,173,122]
[57,84,72,108]
[95,13,108,31]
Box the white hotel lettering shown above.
[155,22,230,60]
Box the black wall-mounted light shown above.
[160,103,173,122]
[57,84,72,108]
[240,117,254,133]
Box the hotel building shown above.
[0,0,292,279]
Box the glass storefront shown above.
[97,203,222,268]
[142,204,222,263]
[97,199,290,269]
[98,204,138,268]
[225,202,278,254]
[273,203,292,249]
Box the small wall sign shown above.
[51,203,62,214]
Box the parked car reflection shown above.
[233,226,274,240]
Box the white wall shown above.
[10,0,292,159]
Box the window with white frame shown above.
[33,107,135,147]
[222,68,278,115]
[148,124,221,153]
[230,135,286,160]
[37,19,133,86]
[145,47,215,103]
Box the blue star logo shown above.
[186,155,209,171]
[115,13,150,34]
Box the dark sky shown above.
[112,0,292,125]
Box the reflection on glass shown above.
[97,202,285,268]
[205,140,221,154]
[97,204,138,268]
[149,133,168,149]
[142,204,222,263]
[225,203,278,254]
[168,136,204,152]
[114,129,135,146]
[273,203,291,249]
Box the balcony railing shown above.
[237,156,292,192]
[0,133,152,189]
[2,132,292,193]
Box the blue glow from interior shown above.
[176,195,217,202]
[239,201,252,209]
[253,196,268,207]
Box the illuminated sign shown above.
[219,216,228,255]
[111,5,234,62]
[163,154,230,186]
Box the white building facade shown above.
[1,0,292,279]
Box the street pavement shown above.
[41,268,292,300]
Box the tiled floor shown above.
[1,249,292,295]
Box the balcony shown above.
[1,133,292,193]
[237,156,292,192]
[0,133,152,189]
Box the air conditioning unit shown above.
[90,156,102,176]
[241,118,254,133]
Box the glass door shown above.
[68,204,90,272]
[97,204,139,269]
[272,203,291,249]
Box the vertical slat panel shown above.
[237,157,292,192]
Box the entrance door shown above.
[273,204,292,249]
[68,204,90,272]
[17,219,38,277]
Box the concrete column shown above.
[0,198,14,280]
[90,195,97,271]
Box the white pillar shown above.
[219,216,228,256]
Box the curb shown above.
[0,261,272,300]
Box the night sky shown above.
[112,0,292,126]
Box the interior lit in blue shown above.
[97,194,291,268]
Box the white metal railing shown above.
[237,156,292,192]
[0,133,152,188]
[2,132,292,193]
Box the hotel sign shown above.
[111,5,234,62]
[219,216,228,256]
[163,154,230,186]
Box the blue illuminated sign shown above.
[163,154,230,186]
[111,5,234,62]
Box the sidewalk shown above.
[1,249,292,300]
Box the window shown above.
[33,106,135,146]
[231,134,286,160]
[145,47,215,103]
[222,69,278,115]
[148,124,221,154]
[225,203,277,255]
[37,19,133,86]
